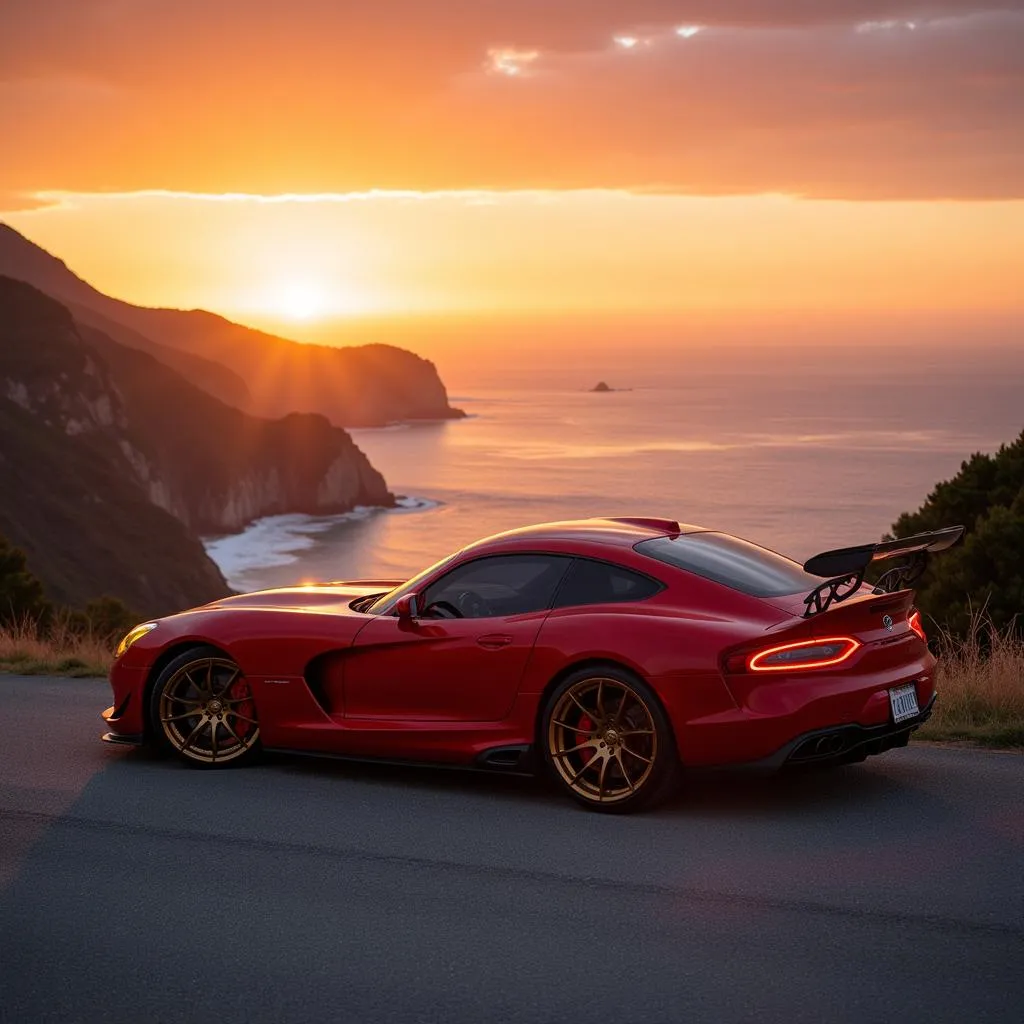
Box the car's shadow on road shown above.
[220,745,923,820]
[667,762,916,818]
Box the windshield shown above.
[636,532,818,598]
[365,549,464,614]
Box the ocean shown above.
[204,343,1024,593]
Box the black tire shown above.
[540,665,679,813]
[148,645,261,768]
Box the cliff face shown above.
[0,280,229,614]
[0,223,463,427]
[0,278,394,615]
[83,327,393,533]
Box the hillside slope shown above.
[69,300,253,411]
[0,280,228,613]
[0,277,394,614]
[0,223,463,426]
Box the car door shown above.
[344,554,572,722]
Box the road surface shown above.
[1,674,1022,1023]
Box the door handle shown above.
[476,633,513,650]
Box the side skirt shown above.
[263,744,539,777]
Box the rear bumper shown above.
[671,651,938,767]
[742,692,936,770]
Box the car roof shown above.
[463,517,707,557]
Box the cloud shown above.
[0,192,56,214]
[445,10,1024,198]
[1,2,1022,198]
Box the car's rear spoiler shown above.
[800,525,964,617]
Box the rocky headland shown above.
[0,277,394,615]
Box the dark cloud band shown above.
[1,1,1022,198]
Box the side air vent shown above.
[302,657,334,714]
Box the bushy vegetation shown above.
[0,534,51,626]
[890,428,1024,639]
[0,533,137,675]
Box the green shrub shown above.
[890,429,1024,639]
[0,535,51,629]
[80,596,140,642]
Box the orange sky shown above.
[6,191,1024,330]
[1,2,1022,329]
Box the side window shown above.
[552,558,662,609]
[421,555,572,619]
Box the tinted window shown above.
[366,550,464,614]
[636,533,817,597]
[422,555,572,618]
[553,558,662,608]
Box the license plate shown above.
[889,683,920,723]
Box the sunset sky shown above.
[2,1,1022,337]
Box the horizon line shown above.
[8,188,1024,216]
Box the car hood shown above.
[198,580,402,615]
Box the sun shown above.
[273,281,328,320]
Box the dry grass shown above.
[0,617,114,678]
[917,614,1024,748]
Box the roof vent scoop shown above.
[602,517,681,534]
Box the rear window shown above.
[636,533,818,598]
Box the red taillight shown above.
[746,636,861,673]
[908,609,927,643]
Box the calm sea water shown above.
[205,347,1024,592]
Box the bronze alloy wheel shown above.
[546,675,660,806]
[157,656,259,765]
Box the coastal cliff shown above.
[0,223,463,427]
[0,277,393,614]
[83,326,393,533]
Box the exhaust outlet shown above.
[813,734,845,756]
[790,731,850,762]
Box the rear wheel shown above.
[541,667,678,813]
[149,646,260,767]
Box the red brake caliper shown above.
[575,715,593,759]
[230,679,253,737]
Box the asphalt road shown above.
[1,674,1022,1024]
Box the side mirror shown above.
[395,593,419,622]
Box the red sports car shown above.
[103,518,963,812]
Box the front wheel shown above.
[149,646,261,767]
[540,667,679,813]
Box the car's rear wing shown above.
[800,525,964,617]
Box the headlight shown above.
[115,622,158,658]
